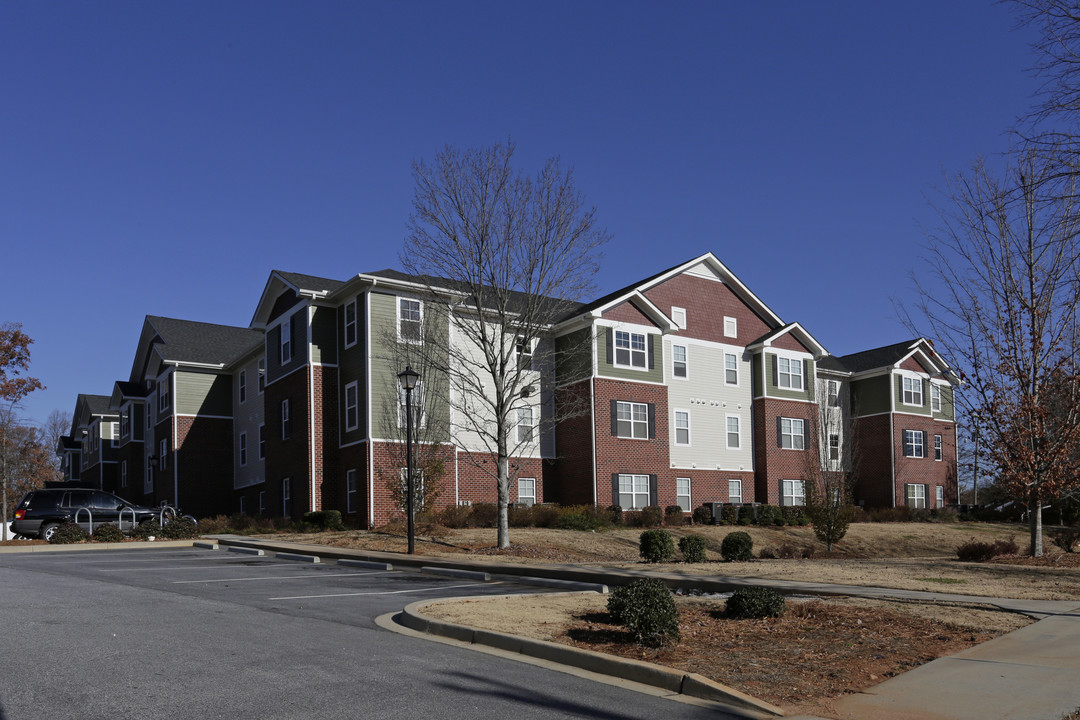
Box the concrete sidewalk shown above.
[211,536,1080,719]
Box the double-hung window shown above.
[517,406,534,443]
[399,468,426,511]
[676,477,691,512]
[257,358,265,393]
[777,357,803,390]
[829,433,840,463]
[159,438,168,471]
[936,485,944,508]
[120,460,127,488]
[672,344,687,378]
[782,479,806,506]
[906,483,927,509]
[616,401,649,439]
[258,424,266,460]
[724,352,738,385]
[674,410,690,445]
[934,434,942,461]
[110,422,119,448]
[280,317,292,365]
[617,474,651,510]
[726,415,740,449]
[827,379,839,406]
[158,377,170,412]
[239,432,248,467]
[281,399,292,441]
[614,330,647,368]
[398,381,425,428]
[931,384,942,412]
[239,370,247,404]
[904,429,924,458]
[344,299,357,348]
[282,478,292,517]
[515,336,533,371]
[344,381,359,431]
[517,477,536,506]
[903,376,923,405]
[728,479,743,503]
[780,417,805,450]
[398,298,422,343]
[346,469,358,513]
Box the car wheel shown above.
[40,523,59,543]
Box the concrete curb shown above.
[399,595,783,717]
[0,539,197,554]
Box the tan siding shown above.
[175,371,232,416]
[311,306,337,365]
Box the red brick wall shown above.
[310,365,338,513]
[753,397,816,504]
[642,272,772,346]
[370,441,458,525]
[114,443,144,504]
[552,379,595,505]
[336,441,369,524]
[593,377,670,507]
[175,415,233,517]
[853,414,894,508]
[892,418,957,507]
[264,370,310,519]
[666,470,756,509]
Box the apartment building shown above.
[59,253,961,522]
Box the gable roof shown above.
[745,322,828,357]
[249,270,346,329]
[130,316,263,382]
[824,338,960,384]
[274,271,346,295]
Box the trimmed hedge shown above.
[91,524,125,543]
[678,534,707,563]
[50,521,88,544]
[726,586,786,618]
[639,529,676,563]
[607,578,680,646]
[721,531,753,562]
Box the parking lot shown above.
[0,545,734,720]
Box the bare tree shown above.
[402,141,609,548]
[903,152,1080,556]
[1,322,45,540]
[41,408,70,474]
[803,376,857,551]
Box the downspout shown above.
[309,305,317,513]
[890,373,896,508]
[366,288,376,529]
[591,329,598,506]
[172,373,179,508]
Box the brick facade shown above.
[753,397,817,505]
[175,415,233,517]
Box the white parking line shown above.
[96,565,274,572]
[269,581,497,601]
[173,571,390,584]
[44,555,236,565]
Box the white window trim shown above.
[346,469,358,514]
[782,479,806,507]
[780,417,805,450]
[674,409,691,446]
[723,316,737,338]
[726,414,741,449]
[516,406,534,444]
[671,343,688,380]
[239,432,248,467]
[827,379,840,407]
[239,496,247,515]
[397,297,423,344]
[931,384,942,412]
[515,336,534,372]
[675,477,691,512]
[159,438,168,471]
[280,317,293,365]
[257,358,265,394]
[728,478,743,503]
[615,401,650,440]
[904,429,925,458]
[906,483,927,509]
[344,299,358,349]
[724,352,738,386]
[934,433,943,461]
[258,490,266,516]
[110,421,119,448]
[258,424,266,460]
[239,370,247,405]
[936,485,945,508]
[344,381,359,432]
[777,356,804,391]
[613,329,648,370]
[901,374,924,407]
[281,398,292,441]
[517,477,537,506]
[158,375,171,413]
[617,473,651,510]
[671,307,687,330]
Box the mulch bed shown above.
[558,598,1000,716]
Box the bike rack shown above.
[74,507,94,536]
[158,506,176,525]
[119,506,136,533]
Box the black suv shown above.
[12,489,164,542]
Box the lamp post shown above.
[397,366,420,554]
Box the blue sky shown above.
[2,1,1040,429]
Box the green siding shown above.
[597,327,663,383]
[895,375,932,416]
[339,295,367,440]
[175,371,232,416]
[934,384,956,421]
[764,353,814,401]
[266,308,308,384]
[851,376,891,416]
[556,328,592,384]
[311,306,337,365]
[751,354,763,396]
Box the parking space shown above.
[0,545,527,628]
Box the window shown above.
[346,469,358,513]
[517,406,534,443]
[780,417,805,450]
[829,433,840,463]
[159,438,168,471]
[515,336,533,371]
[724,316,737,338]
[258,491,266,516]
[344,381,359,431]
[258,424,266,460]
[281,399,292,441]
[904,429,924,458]
[617,474,651,510]
[158,377,170,412]
[777,357,803,390]
[675,477,692,512]
[726,415,740,449]
[724,352,738,385]
[397,381,425,428]
[280,317,292,364]
[258,358,265,393]
[674,410,690,445]
[517,477,536,506]
[671,307,686,329]
[239,433,248,467]
[145,455,153,493]
[120,410,129,439]
[827,380,839,407]
[934,434,942,461]
[110,422,119,448]
[906,483,927,509]
[398,298,422,343]
[782,479,806,506]
[728,479,743,503]
[282,478,291,517]
[672,344,687,378]
[239,370,247,404]
[936,485,944,508]
[614,330,647,368]
[344,299,357,348]
[931,384,942,412]
[616,401,650,439]
[399,468,426,511]
[239,496,247,515]
[120,460,127,488]
[147,396,154,429]
[903,376,923,405]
